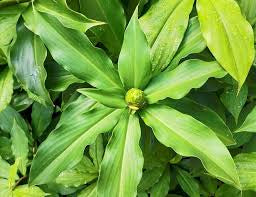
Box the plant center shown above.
[125,88,146,110]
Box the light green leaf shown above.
[0,179,12,197]
[197,0,255,89]
[0,156,11,179]
[29,96,123,185]
[11,120,29,175]
[139,0,194,73]
[150,167,170,197]
[80,0,126,55]
[23,7,123,90]
[220,84,248,123]
[78,183,97,197]
[9,158,20,189]
[237,0,256,26]
[10,22,52,106]
[175,167,200,197]
[31,102,53,138]
[98,111,143,197]
[56,169,97,187]
[140,104,240,188]
[161,98,235,146]
[75,155,98,174]
[118,8,151,90]
[89,134,104,170]
[34,0,103,32]
[144,60,226,104]
[236,106,256,133]
[13,185,46,197]
[168,17,206,70]
[78,88,126,109]
[0,67,13,112]
[45,61,83,92]
[234,152,256,191]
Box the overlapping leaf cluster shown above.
[0,0,256,196]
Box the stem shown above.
[0,0,31,8]
[13,176,27,189]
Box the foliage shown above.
[0,0,256,196]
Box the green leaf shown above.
[0,67,13,112]
[29,96,123,185]
[34,0,103,32]
[118,8,151,90]
[236,106,256,133]
[0,137,12,160]
[31,102,53,138]
[197,0,255,89]
[139,0,194,73]
[9,158,20,188]
[23,7,123,90]
[161,98,235,146]
[144,60,226,104]
[13,185,46,197]
[56,169,97,187]
[10,22,52,106]
[234,152,256,191]
[138,167,165,192]
[78,183,97,197]
[220,83,248,123]
[175,167,200,197]
[78,88,126,109]
[80,0,126,55]
[0,4,27,47]
[237,0,256,26]
[0,106,29,134]
[150,167,170,197]
[11,120,29,175]
[97,111,143,197]
[11,92,33,112]
[168,17,206,70]
[0,156,11,179]
[0,179,12,197]
[45,61,83,92]
[140,104,240,188]
[89,134,104,170]
[0,48,6,65]
[215,184,256,197]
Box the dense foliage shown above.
[0,0,256,196]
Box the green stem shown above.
[0,0,31,8]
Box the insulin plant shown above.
[0,0,256,196]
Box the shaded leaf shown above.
[11,92,33,112]
[150,167,170,197]
[89,134,104,170]
[237,0,256,26]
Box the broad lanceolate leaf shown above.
[168,17,206,70]
[29,96,123,185]
[45,61,83,92]
[197,0,255,89]
[23,7,123,90]
[150,167,170,197]
[236,106,256,133]
[78,88,126,109]
[139,0,194,73]
[13,185,46,197]
[175,167,200,197]
[11,120,29,175]
[144,60,226,104]
[161,98,235,146]
[98,111,143,197]
[89,134,104,169]
[118,8,151,90]
[234,153,256,191]
[34,0,103,32]
[140,104,240,188]
[80,0,126,55]
[10,23,52,106]
[220,84,248,123]
[31,102,54,137]
[0,67,13,112]
[237,0,256,26]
